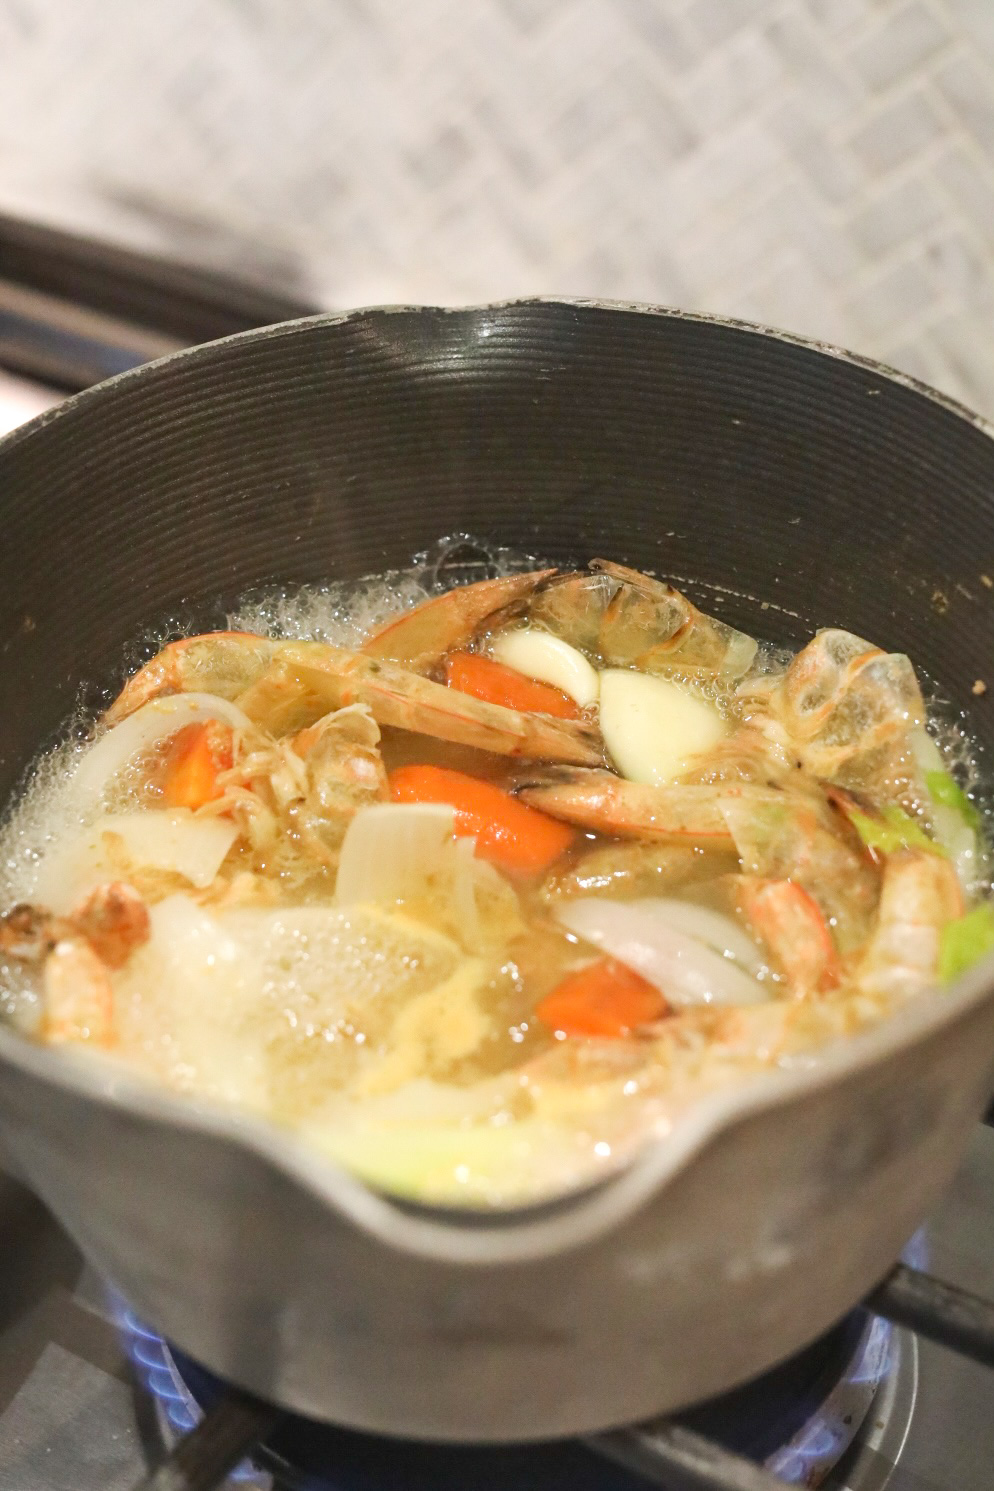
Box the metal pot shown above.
[0,300,992,1442]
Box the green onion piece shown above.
[925,769,981,830]
[848,804,945,857]
[940,904,994,984]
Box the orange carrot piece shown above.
[739,877,840,995]
[162,721,234,810]
[388,763,575,875]
[535,957,667,1038]
[444,652,581,720]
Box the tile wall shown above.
[2,0,994,414]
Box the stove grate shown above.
[118,1256,994,1491]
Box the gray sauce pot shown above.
[0,301,992,1442]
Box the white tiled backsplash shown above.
[0,369,60,436]
[3,0,994,415]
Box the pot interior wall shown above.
[0,301,992,800]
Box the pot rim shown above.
[2,296,993,1266]
[3,295,994,457]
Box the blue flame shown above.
[903,1227,930,1271]
[766,1304,901,1481]
[107,1288,267,1487]
[109,1231,927,1491]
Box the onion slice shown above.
[635,898,768,975]
[34,810,240,911]
[336,803,456,905]
[909,727,978,890]
[74,693,253,806]
[556,897,769,1006]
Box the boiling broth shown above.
[0,548,989,1205]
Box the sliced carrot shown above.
[535,957,667,1038]
[388,763,575,875]
[739,877,839,995]
[161,721,234,810]
[444,652,581,720]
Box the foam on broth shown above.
[0,540,988,1205]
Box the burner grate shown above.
[120,1258,994,1491]
[592,1264,994,1491]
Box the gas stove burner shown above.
[681,1311,894,1481]
[112,1232,929,1489]
[111,1294,916,1490]
[112,1296,266,1486]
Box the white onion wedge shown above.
[491,628,600,708]
[335,803,456,906]
[556,897,769,1006]
[100,811,239,887]
[35,810,239,910]
[909,727,978,890]
[598,670,727,785]
[634,898,768,976]
[74,693,253,806]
